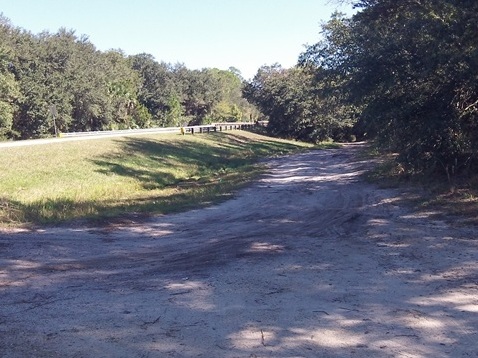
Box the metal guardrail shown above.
[183,122,256,134]
[0,122,265,148]
[58,122,257,138]
[59,126,179,137]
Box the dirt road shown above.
[1,143,477,357]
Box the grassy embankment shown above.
[0,131,334,228]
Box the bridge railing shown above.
[59,122,259,138]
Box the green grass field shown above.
[0,131,329,227]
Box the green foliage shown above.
[212,101,242,122]
[181,69,222,125]
[243,64,355,143]
[208,68,256,122]
[0,46,20,139]
[131,57,256,127]
[131,54,178,125]
[302,1,478,175]
[164,94,184,127]
[131,103,153,128]
[0,16,258,140]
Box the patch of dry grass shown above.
[363,147,478,225]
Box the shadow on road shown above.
[1,143,477,357]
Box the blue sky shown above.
[0,0,353,80]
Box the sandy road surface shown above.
[1,143,477,357]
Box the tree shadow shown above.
[91,137,226,190]
[2,143,476,356]
[90,133,307,191]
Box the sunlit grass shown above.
[0,131,325,227]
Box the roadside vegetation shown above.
[0,131,328,227]
[363,147,478,226]
[0,16,259,140]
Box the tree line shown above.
[0,15,257,140]
[2,1,477,178]
[244,0,478,176]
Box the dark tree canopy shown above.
[242,0,478,176]
[348,0,478,174]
